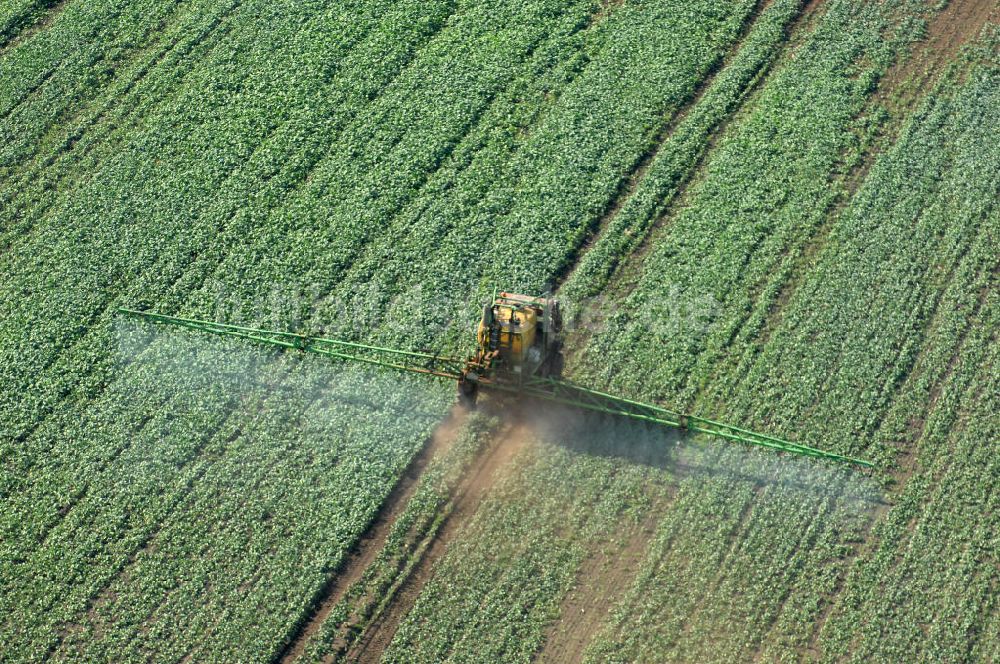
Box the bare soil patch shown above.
[879,0,998,111]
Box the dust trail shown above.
[426,403,470,456]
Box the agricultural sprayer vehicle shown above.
[118,290,873,468]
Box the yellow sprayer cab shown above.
[459,290,563,405]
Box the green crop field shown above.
[1,0,997,662]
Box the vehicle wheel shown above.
[458,379,478,409]
[545,342,564,379]
[550,352,564,379]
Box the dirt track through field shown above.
[275,406,468,664]
[345,418,531,663]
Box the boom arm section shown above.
[118,308,873,469]
[511,378,873,467]
[117,308,466,380]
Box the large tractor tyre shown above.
[458,379,478,409]
[551,303,563,334]
[550,352,564,380]
[544,341,564,379]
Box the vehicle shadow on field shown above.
[521,400,887,509]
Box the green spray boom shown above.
[117,307,874,469]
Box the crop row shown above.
[563,0,804,302]
[293,411,497,662]
[572,0,935,419]
[43,333,451,662]
[799,47,999,661]
[0,0,53,48]
[0,0,187,174]
[361,0,989,660]
[1,0,448,533]
[582,17,999,663]
[1,0,362,444]
[0,0,242,254]
[0,0,635,659]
